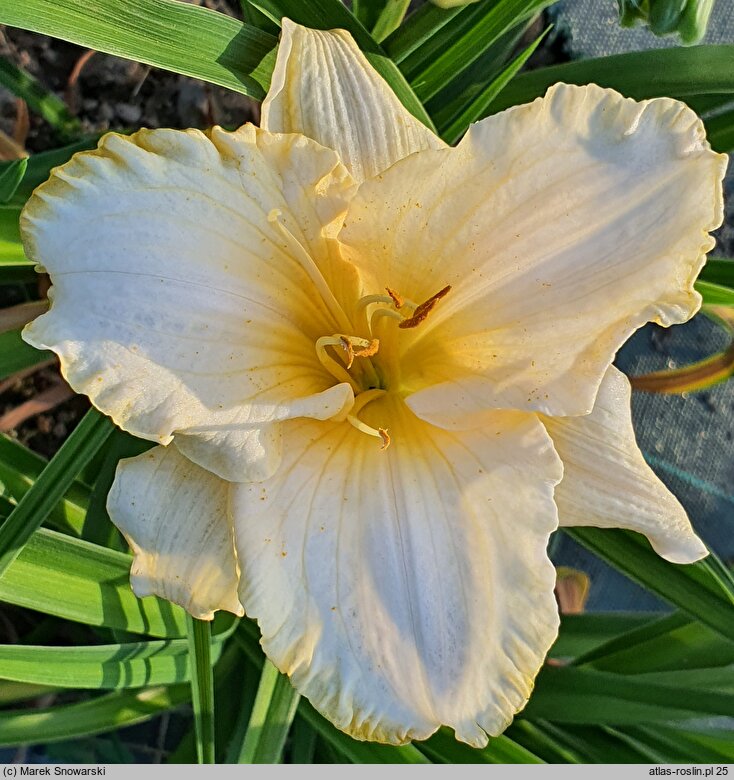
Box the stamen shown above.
[339,335,379,369]
[398,285,452,329]
[316,336,360,392]
[356,293,396,312]
[268,210,353,334]
[369,307,404,332]
[385,287,404,309]
[347,389,390,450]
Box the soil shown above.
[0,0,261,456]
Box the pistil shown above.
[346,389,390,450]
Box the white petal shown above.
[22,126,358,481]
[543,366,708,564]
[262,18,445,183]
[232,398,562,745]
[107,444,243,620]
[339,83,727,424]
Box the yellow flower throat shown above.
[315,284,451,450]
[267,208,450,450]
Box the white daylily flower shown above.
[21,19,726,747]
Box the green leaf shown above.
[700,257,734,288]
[0,57,81,138]
[383,2,463,64]
[489,45,734,115]
[0,408,114,579]
[504,721,583,763]
[696,279,734,306]
[572,612,734,673]
[706,107,734,153]
[565,528,734,642]
[246,0,436,130]
[0,528,187,637]
[0,681,59,705]
[372,0,411,42]
[439,26,549,143]
[0,158,27,204]
[418,727,544,763]
[524,666,734,724]
[237,659,300,763]
[550,612,656,660]
[0,137,101,208]
[0,328,50,379]
[0,634,227,690]
[405,0,554,103]
[297,701,431,763]
[187,616,216,764]
[0,685,190,747]
[529,722,662,763]
[0,0,277,100]
[352,0,387,30]
[626,725,734,763]
[290,717,318,763]
[0,434,89,537]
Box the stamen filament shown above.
[356,294,396,312]
[370,307,404,332]
[346,389,390,450]
[268,210,354,334]
[316,336,360,392]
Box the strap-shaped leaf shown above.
[0,634,229,689]
[572,612,734,673]
[419,727,545,764]
[0,685,190,747]
[707,106,734,153]
[0,159,27,204]
[405,0,554,103]
[439,27,549,143]
[0,528,187,637]
[0,408,113,578]
[0,0,277,99]
[237,659,300,763]
[524,666,734,724]
[0,57,80,137]
[565,528,734,643]
[489,45,734,114]
[0,434,88,536]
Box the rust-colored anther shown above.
[353,338,379,360]
[398,285,451,329]
[385,287,404,309]
[340,336,379,369]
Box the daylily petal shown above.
[543,366,708,564]
[339,83,727,423]
[261,18,445,183]
[232,397,562,746]
[22,126,358,481]
[107,444,243,620]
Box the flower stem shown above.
[187,615,216,763]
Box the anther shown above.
[385,287,404,309]
[339,335,379,369]
[398,285,452,329]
